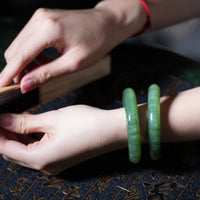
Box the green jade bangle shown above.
[123,88,141,164]
[148,84,161,160]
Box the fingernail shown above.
[21,79,36,93]
[0,114,13,127]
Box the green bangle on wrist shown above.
[122,84,161,163]
[148,84,161,160]
[123,88,141,164]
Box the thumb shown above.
[0,113,46,134]
[20,51,80,93]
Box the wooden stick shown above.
[0,55,111,112]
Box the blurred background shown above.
[0,0,199,63]
[132,18,200,62]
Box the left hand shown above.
[0,105,127,175]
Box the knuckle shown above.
[44,17,57,28]
[17,115,29,134]
[4,49,12,61]
[43,18,61,41]
[34,8,49,18]
[37,68,53,84]
[34,8,61,45]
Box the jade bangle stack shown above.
[148,84,161,160]
[123,88,141,164]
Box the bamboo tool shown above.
[0,55,111,113]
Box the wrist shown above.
[95,0,147,40]
[106,104,148,149]
[104,108,128,149]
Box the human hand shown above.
[0,8,113,93]
[0,105,127,175]
[0,0,147,93]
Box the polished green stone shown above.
[123,88,141,163]
[148,84,161,160]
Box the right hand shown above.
[0,0,147,93]
[0,8,123,93]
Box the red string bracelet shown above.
[135,0,151,35]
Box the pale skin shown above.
[0,0,199,174]
[0,87,200,174]
[0,0,200,91]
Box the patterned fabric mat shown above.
[1,17,200,200]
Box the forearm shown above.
[95,0,200,39]
[160,87,200,142]
[95,0,147,40]
[112,86,200,148]
[140,87,200,143]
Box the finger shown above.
[4,9,44,62]
[12,69,26,84]
[0,137,36,169]
[20,48,86,93]
[0,129,32,165]
[0,113,51,134]
[2,155,30,169]
[0,126,36,145]
[13,53,53,84]
[0,130,55,171]
[13,61,38,83]
[0,19,59,87]
[0,40,44,86]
